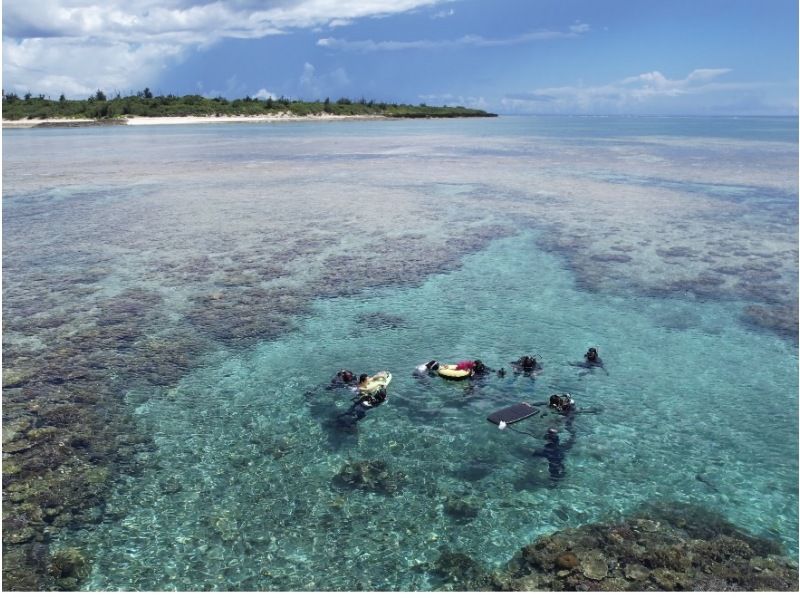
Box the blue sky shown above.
[3,0,798,114]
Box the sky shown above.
[2,0,798,115]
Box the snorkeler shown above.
[569,347,609,376]
[535,393,600,438]
[532,426,575,482]
[338,387,388,423]
[545,393,600,418]
[414,360,440,377]
[357,371,391,394]
[471,360,489,376]
[548,393,575,413]
[511,354,543,376]
[434,359,493,380]
[326,369,356,390]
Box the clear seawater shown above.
[2,115,798,590]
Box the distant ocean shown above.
[3,115,797,590]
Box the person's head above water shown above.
[359,373,368,384]
[585,347,599,362]
[340,370,354,383]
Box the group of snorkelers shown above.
[414,347,605,379]
[326,347,606,483]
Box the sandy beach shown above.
[3,113,388,128]
[126,113,386,125]
[2,118,98,128]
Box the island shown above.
[2,89,497,127]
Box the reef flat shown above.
[3,116,797,590]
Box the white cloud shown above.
[317,24,591,52]
[328,18,352,28]
[431,8,454,19]
[3,0,450,97]
[569,22,590,34]
[253,88,277,100]
[502,68,744,114]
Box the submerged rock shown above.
[331,460,406,496]
[481,502,798,592]
[48,547,91,590]
[443,496,481,522]
[423,550,490,590]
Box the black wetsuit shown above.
[339,388,387,422]
[570,355,608,375]
[533,430,575,481]
[413,361,440,381]
[511,356,542,376]
[326,370,356,390]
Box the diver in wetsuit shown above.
[533,427,575,481]
[511,354,543,376]
[471,360,490,376]
[570,347,609,376]
[338,387,388,423]
[413,360,440,379]
[326,369,356,390]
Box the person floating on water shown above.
[548,393,575,414]
[358,371,391,393]
[511,354,542,376]
[336,370,391,425]
[532,426,575,482]
[327,369,356,390]
[547,393,578,437]
[463,359,489,376]
[570,347,609,376]
[544,393,600,418]
[338,387,388,423]
[414,360,440,377]
[432,359,491,380]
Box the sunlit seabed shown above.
[2,116,797,590]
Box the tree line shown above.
[2,89,496,120]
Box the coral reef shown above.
[47,547,91,590]
[474,503,798,592]
[332,460,406,496]
[426,550,490,589]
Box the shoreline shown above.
[2,112,486,129]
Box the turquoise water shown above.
[3,116,798,590]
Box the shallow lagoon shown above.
[3,116,798,590]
